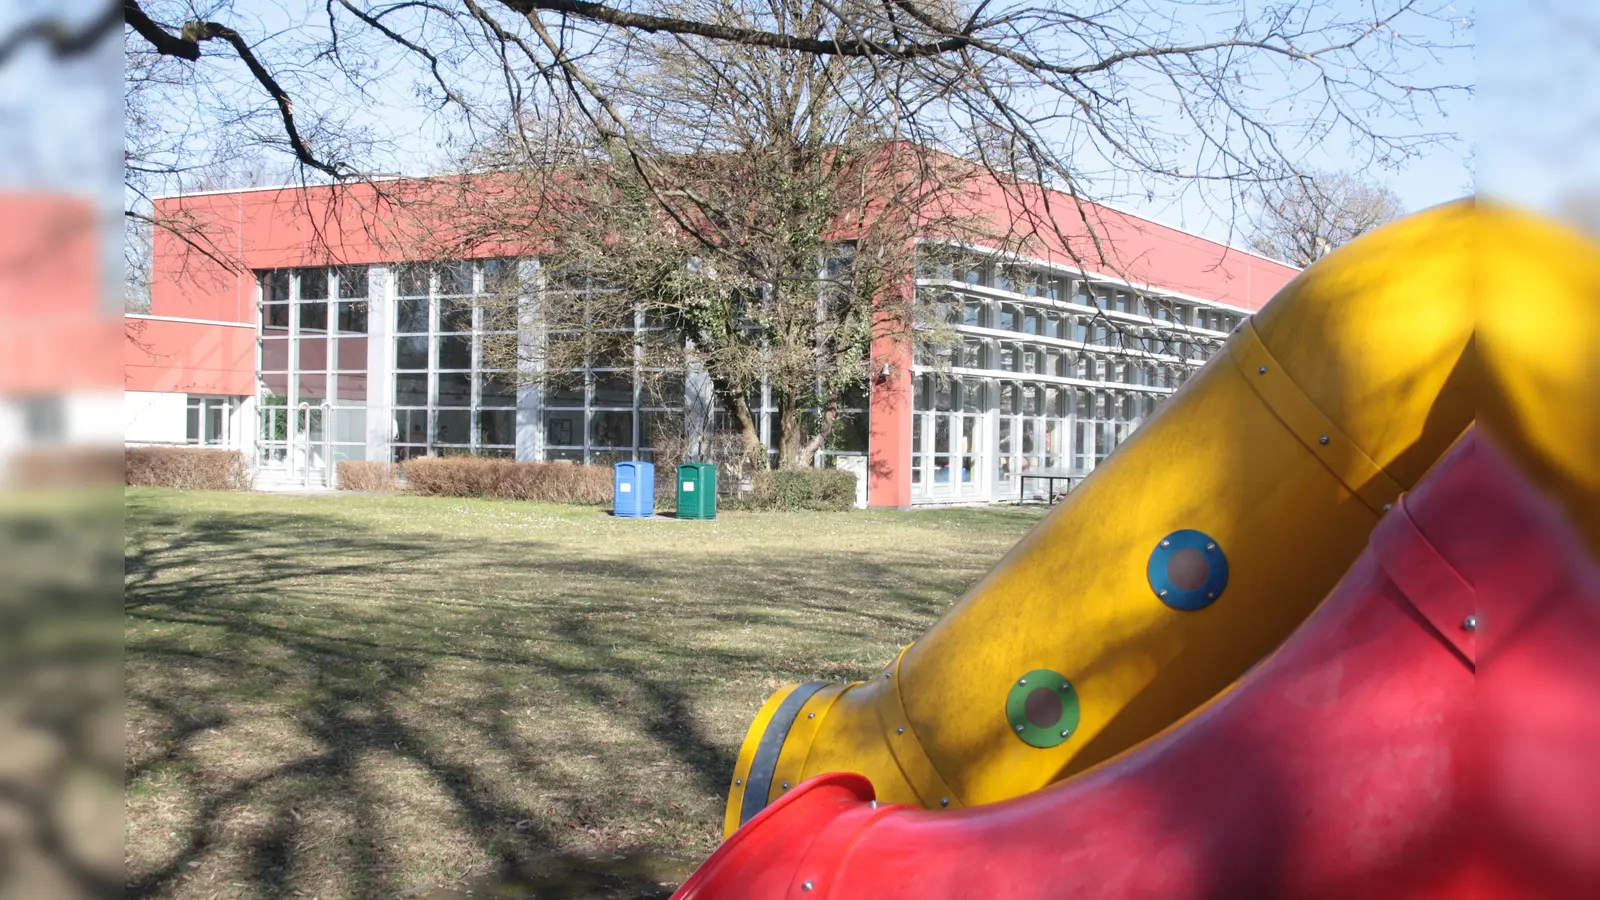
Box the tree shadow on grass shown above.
[124,494,1003,898]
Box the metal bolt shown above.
[1015,724,1025,733]
[1060,730,1071,738]
[807,712,816,719]
[1318,435,1330,445]
[734,779,742,786]
[1205,542,1216,551]
[1383,503,1393,512]
[802,881,814,892]
[896,726,905,735]
[1257,365,1267,374]
[869,801,879,809]
[1161,539,1171,547]
[1462,615,1477,633]
[781,782,790,790]
[1159,589,1169,597]
[884,672,891,679]
[940,797,950,807]
[1018,677,1027,685]
[1206,591,1217,599]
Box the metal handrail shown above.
[320,401,332,487]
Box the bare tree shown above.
[114,0,1468,469]
[120,0,1469,263]
[415,16,1005,469]
[1249,171,1406,266]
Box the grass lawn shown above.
[125,489,1043,899]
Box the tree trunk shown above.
[776,394,811,469]
[800,397,839,462]
[724,391,768,471]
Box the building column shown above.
[683,345,715,461]
[515,259,543,462]
[365,266,393,463]
[867,279,915,508]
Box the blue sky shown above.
[4,0,1598,243]
[1477,0,1600,212]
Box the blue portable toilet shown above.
[613,461,655,517]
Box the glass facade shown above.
[258,266,369,482]
[250,246,1237,500]
[912,246,1239,502]
[540,272,686,465]
[258,261,704,474]
[391,260,517,461]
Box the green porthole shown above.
[1006,669,1081,748]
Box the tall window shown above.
[257,266,370,468]
[392,260,517,461]
[541,270,692,465]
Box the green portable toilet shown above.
[676,463,718,519]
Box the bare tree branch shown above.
[125,0,354,178]
[0,0,121,66]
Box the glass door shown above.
[952,412,984,500]
[291,403,332,487]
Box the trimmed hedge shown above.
[400,457,612,504]
[337,461,399,492]
[744,468,859,511]
[125,447,251,491]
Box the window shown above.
[256,266,372,471]
[1023,276,1059,302]
[186,396,235,446]
[963,300,984,327]
[961,339,985,368]
[997,304,1017,331]
[917,252,956,282]
[381,259,524,461]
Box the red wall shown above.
[919,174,1298,311]
[149,177,541,323]
[124,318,256,395]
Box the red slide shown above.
[674,431,1600,899]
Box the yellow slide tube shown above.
[724,199,1482,835]
[1474,203,1600,553]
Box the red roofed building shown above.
[126,166,1297,504]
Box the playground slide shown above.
[678,431,1600,898]
[725,201,1479,832]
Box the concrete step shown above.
[253,470,336,493]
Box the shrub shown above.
[125,447,251,491]
[337,461,399,492]
[745,468,859,511]
[399,457,613,504]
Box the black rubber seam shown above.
[739,681,830,828]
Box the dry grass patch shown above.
[125,488,1043,898]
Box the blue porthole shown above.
[1148,530,1228,611]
